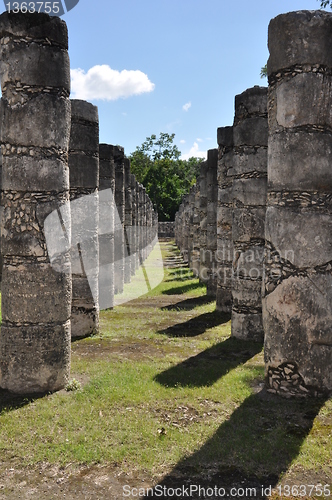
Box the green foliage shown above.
[65,379,81,392]
[319,0,332,7]
[260,64,267,79]
[129,133,201,221]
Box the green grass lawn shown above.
[0,241,331,496]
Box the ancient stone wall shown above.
[231,87,268,341]
[263,10,332,395]
[0,12,71,393]
[158,222,175,238]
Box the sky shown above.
[3,0,324,159]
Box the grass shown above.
[0,240,331,496]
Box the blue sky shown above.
[6,0,324,159]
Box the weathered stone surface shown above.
[1,94,71,149]
[216,126,234,313]
[274,73,332,129]
[0,12,71,393]
[0,12,68,47]
[267,10,332,74]
[231,86,267,342]
[0,322,71,394]
[98,144,115,310]
[233,117,268,147]
[2,263,71,324]
[263,274,332,390]
[69,99,99,339]
[264,9,332,395]
[0,42,70,90]
[232,207,266,242]
[2,156,69,192]
[233,147,267,176]
[268,131,332,192]
[265,206,332,269]
[231,312,263,342]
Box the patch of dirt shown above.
[71,338,171,362]
[0,463,154,499]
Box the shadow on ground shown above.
[162,281,204,295]
[158,310,231,337]
[161,295,216,312]
[0,389,47,414]
[155,336,262,388]
[147,391,327,499]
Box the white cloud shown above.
[71,65,155,101]
[196,137,203,143]
[181,142,207,161]
[179,139,186,144]
[182,101,192,112]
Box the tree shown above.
[260,64,267,79]
[129,133,201,221]
[319,1,332,7]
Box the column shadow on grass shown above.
[155,337,262,388]
[147,391,328,499]
[0,389,46,413]
[162,281,205,295]
[161,295,216,312]
[158,310,231,338]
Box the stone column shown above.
[142,187,147,261]
[69,100,99,339]
[231,87,268,341]
[192,179,201,277]
[187,185,196,270]
[124,157,132,283]
[114,147,125,294]
[206,149,218,297]
[130,174,137,276]
[0,12,71,393]
[199,162,208,283]
[98,144,115,310]
[263,10,332,395]
[182,194,190,264]
[216,127,234,313]
[135,180,141,270]
[0,101,2,287]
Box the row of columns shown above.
[0,12,158,394]
[175,8,332,397]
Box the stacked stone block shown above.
[69,100,99,339]
[206,149,218,297]
[124,157,132,283]
[98,144,115,310]
[191,178,201,278]
[263,10,332,395]
[130,174,137,276]
[158,222,175,238]
[187,185,196,270]
[114,146,125,294]
[216,127,234,313]
[199,163,208,282]
[0,12,71,393]
[231,87,268,341]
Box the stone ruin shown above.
[0,12,158,393]
[0,9,331,398]
[175,10,332,397]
